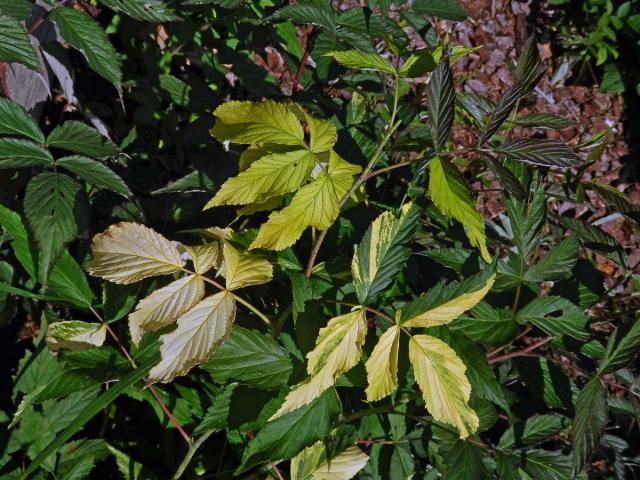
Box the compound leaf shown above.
[86,222,184,284]
[149,291,236,383]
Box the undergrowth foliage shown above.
[0,0,639,479]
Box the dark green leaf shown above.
[0,97,44,143]
[20,355,157,479]
[427,54,455,151]
[478,82,522,146]
[152,170,216,194]
[499,415,569,448]
[193,383,236,435]
[0,0,34,19]
[513,36,545,95]
[449,301,516,345]
[0,138,53,168]
[572,377,607,476]
[521,449,572,480]
[57,155,131,197]
[204,326,293,390]
[493,139,580,168]
[49,7,122,92]
[599,319,640,374]
[47,251,93,309]
[47,121,119,158]
[97,0,178,21]
[515,296,589,341]
[413,0,467,20]
[524,235,578,282]
[0,204,36,278]
[516,357,578,410]
[443,440,485,479]
[271,1,337,31]
[512,113,577,129]
[24,172,81,281]
[237,389,341,472]
[158,74,192,106]
[483,154,527,200]
[0,14,40,71]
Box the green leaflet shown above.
[428,156,490,261]
[49,7,123,93]
[352,203,421,304]
[0,14,40,71]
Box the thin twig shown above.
[172,429,216,480]
[305,76,402,278]
[488,336,553,364]
[326,300,393,322]
[90,308,193,445]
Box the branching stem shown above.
[305,75,402,278]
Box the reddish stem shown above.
[246,431,284,479]
[93,309,193,445]
[0,63,8,97]
[487,336,553,364]
[293,50,309,91]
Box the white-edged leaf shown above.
[365,325,400,401]
[128,274,205,344]
[271,309,367,419]
[149,291,236,383]
[86,222,185,284]
[409,334,478,438]
[221,243,273,290]
[46,321,106,352]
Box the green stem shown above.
[305,75,402,278]
[172,429,216,480]
[231,292,272,327]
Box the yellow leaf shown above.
[211,100,305,146]
[86,222,184,284]
[186,243,220,274]
[291,442,369,480]
[221,243,273,290]
[128,274,205,345]
[365,325,400,401]
[149,291,236,383]
[204,149,315,208]
[408,334,479,438]
[402,274,495,328]
[250,150,361,251]
[305,113,337,153]
[46,321,106,352]
[428,157,490,262]
[271,309,367,419]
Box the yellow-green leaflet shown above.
[251,150,361,251]
[305,113,337,153]
[149,291,236,383]
[211,100,305,146]
[185,243,219,274]
[402,273,495,328]
[45,320,106,352]
[204,149,315,208]
[428,157,491,262]
[221,243,273,291]
[365,325,400,402]
[291,441,369,480]
[352,203,420,304]
[325,50,396,75]
[270,309,367,419]
[128,274,205,345]
[85,222,184,284]
[408,334,479,438]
